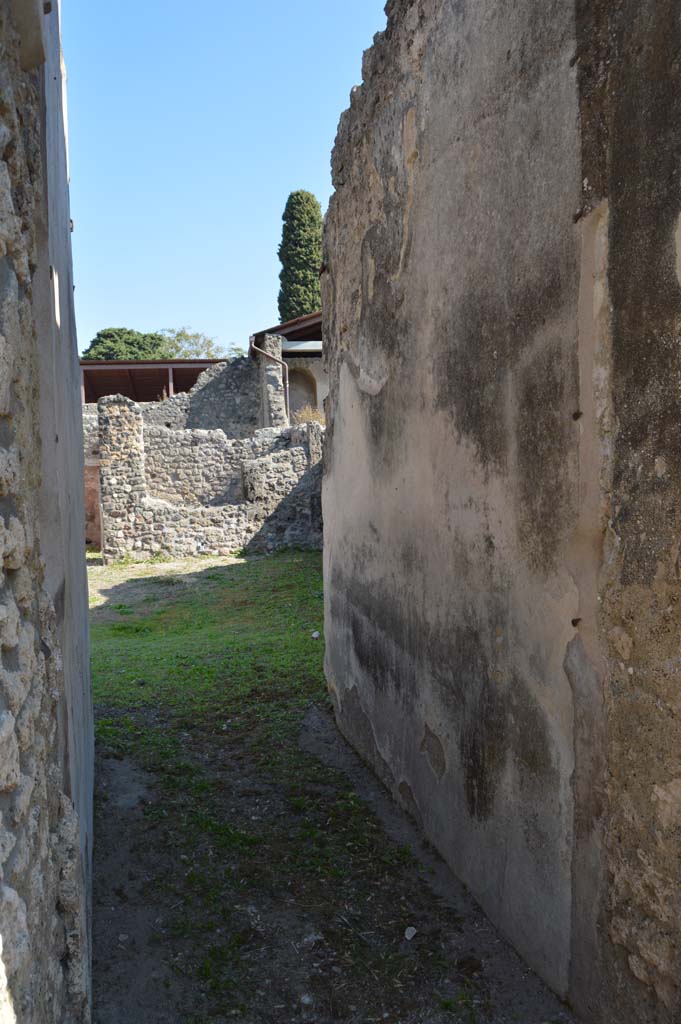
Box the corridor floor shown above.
[88,552,577,1024]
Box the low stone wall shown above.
[83,340,291,548]
[140,394,190,430]
[143,425,292,507]
[98,397,322,562]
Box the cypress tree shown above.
[277,190,323,323]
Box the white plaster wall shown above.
[36,0,93,899]
[323,0,582,1000]
[285,357,328,412]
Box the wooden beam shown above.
[78,361,214,372]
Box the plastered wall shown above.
[285,357,328,414]
[322,2,681,1021]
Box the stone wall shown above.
[82,406,100,548]
[186,357,262,436]
[0,1,92,1019]
[322,3,681,1023]
[98,397,322,562]
[257,335,288,429]
[139,394,189,431]
[143,425,292,507]
[83,344,289,548]
[128,347,284,436]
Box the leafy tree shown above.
[277,190,322,323]
[81,328,169,360]
[159,327,225,359]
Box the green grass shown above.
[90,550,483,1022]
[91,550,325,726]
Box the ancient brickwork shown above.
[125,351,277,436]
[322,2,681,1022]
[84,346,290,548]
[258,335,288,428]
[98,397,322,561]
[186,358,262,436]
[139,394,189,430]
[143,425,291,507]
[81,406,99,457]
[0,1,92,1020]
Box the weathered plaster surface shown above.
[0,1,92,1019]
[285,357,328,414]
[323,2,681,1021]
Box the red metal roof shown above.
[80,358,222,404]
[254,310,322,342]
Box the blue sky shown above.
[61,1,387,354]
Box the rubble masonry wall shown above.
[98,397,322,562]
[0,1,92,1019]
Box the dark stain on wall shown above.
[459,677,508,820]
[333,566,556,826]
[506,677,556,789]
[337,685,396,792]
[515,341,576,574]
[432,256,572,477]
[357,236,415,477]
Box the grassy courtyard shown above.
[89,551,572,1024]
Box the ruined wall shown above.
[82,348,288,549]
[143,424,292,506]
[139,394,189,430]
[257,335,288,429]
[82,407,100,548]
[186,357,262,436]
[98,397,322,561]
[0,1,92,1019]
[322,2,681,1022]
[114,353,276,436]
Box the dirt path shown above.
[93,756,192,1023]
[89,554,577,1024]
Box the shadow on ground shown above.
[89,552,577,1024]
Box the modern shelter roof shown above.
[254,310,322,343]
[80,359,221,404]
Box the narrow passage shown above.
[88,551,576,1024]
